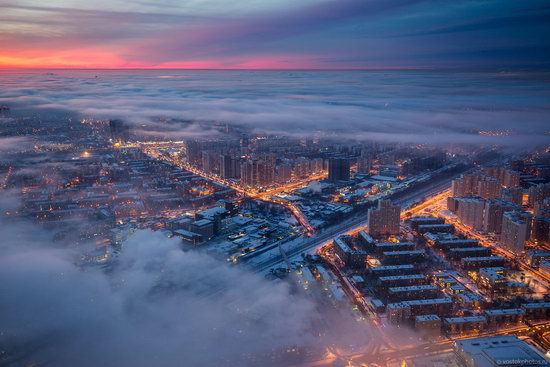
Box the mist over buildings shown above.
[0,221,317,367]
[1,70,549,147]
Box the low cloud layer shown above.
[1,69,549,147]
[0,136,33,153]
[0,224,315,366]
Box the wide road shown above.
[252,172,465,272]
[250,156,512,273]
[136,141,475,272]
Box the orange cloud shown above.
[0,48,323,69]
[0,48,127,68]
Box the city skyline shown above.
[1,114,549,366]
[1,70,549,150]
[1,1,550,366]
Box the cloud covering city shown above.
[1,69,549,147]
[0,222,316,367]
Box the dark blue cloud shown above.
[1,0,549,68]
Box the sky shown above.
[1,0,549,69]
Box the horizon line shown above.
[1,66,548,72]
[0,66,430,71]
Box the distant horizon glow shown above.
[1,0,549,70]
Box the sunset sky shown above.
[1,0,549,69]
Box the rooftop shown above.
[522,302,550,310]
[484,308,525,316]
[455,335,550,367]
[461,256,505,262]
[370,264,415,271]
[445,315,487,324]
[378,274,425,281]
[382,250,425,256]
[388,285,438,293]
[416,314,441,322]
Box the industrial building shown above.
[444,316,487,335]
[455,336,550,367]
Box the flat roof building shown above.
[444,315,487,335]
[500,211,531,253]
[484,308,525,327]
[190,219,214,240]
[173,229,203,245]
[415,314,441,337]
[525,250,550,267]
[358,230,375,247]
[460,256,506,270]
[377,274,428,288]
[455,197,486,231]
[455,335,550,367]
[381,250,426,264]
[387,297,453,323]
[478,267,507,291]
[369,264,416,277]
[333,235,368,268]
[328,157,350,182]
[483,199,519,234]
[374,241,416,253]
[447,247,491,260]
[367,199,400,237]
[424,233,479,249]
[417,223,454,234]
[386,284,440,302]
[522,302,550,321]
[409,216,445,231]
